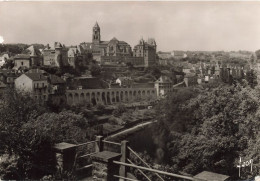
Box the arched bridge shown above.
[66,88,157,105]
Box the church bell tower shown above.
[92,22,101,44]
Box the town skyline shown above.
[0,1,260,52]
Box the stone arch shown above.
[138,90,141,96]
[107,92,111,104]
[86,93,90,103]
[142,90,146,97]
[120,91,124,102]
[91,92,96,105]
[102,92,106,104]
[74,93,79,104]
[124,91,128,102]
[80,93,85,104]
[111,91,115,103]
[116,91,120,102]
[129,91,132,101]
[97,92,101,103]
[68,93,73,105]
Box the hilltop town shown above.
[0,22,257,106]
[1,22,260,181]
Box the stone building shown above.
[15,69,49,101]
[48,74,66,105]
[0,69,21,88]
[133,38,157,67]
[154,75,173,98]
[15,69,67,102]
[13,45,42,70]
[68,45,91,68]
[42,42,68,67]
[81,22,132,63]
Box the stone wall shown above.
[66,87,157,105]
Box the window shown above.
[21,62,23,65]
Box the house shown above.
[154,75,173,98]
[194,171,230,181]
[67,45,91,68]
[115,77,133,88]
[42,42,69,67]
[0,69,20,88]
[48,74,66,105]
[13,45,42,70]
[15,69,49,101]
[0,53,10,67]
[133,38,157,67]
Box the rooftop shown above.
[194,171,230,181]
[25,72,48,81]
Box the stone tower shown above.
[92,22,101,44]
[55,42,63,67]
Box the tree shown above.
[0,89,47,154]
[0,89,91,180]
[152,83,260,179]
[112,104,127,117]
[28,110,90,144]
[2,58,14,69]
[90,63,101,77]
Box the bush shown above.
[96,103,105,112]
[112,104,127,117]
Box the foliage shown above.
[0,44,29,55]
[2,58,14,69]
[0,155,20,180]
[112,104,127,117]
[27,110,89,144]
[0,89,47,153]
[90,63,101,77]
[245,69,258,88]
[96,103,105,112]
[152,83,260,179]
[0,89,92,179]
[144,66,161,79]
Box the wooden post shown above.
[95,135,104,152]
[119,140,129,180]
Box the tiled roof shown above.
[49,74,65,84]
[155,76,172,83]
[110,37,119,42]
[14,54,31,59]
[25,73,47,81]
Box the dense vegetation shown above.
[145,81,260,180]
[0,89,92,180]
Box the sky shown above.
[0,1,260,52]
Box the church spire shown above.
[93,21,101,44]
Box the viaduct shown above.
[66,87,157,105]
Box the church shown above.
[80,22,132,63]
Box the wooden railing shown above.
[128,146,164,181]
[73,136,194,180]
[113,161,194,181]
